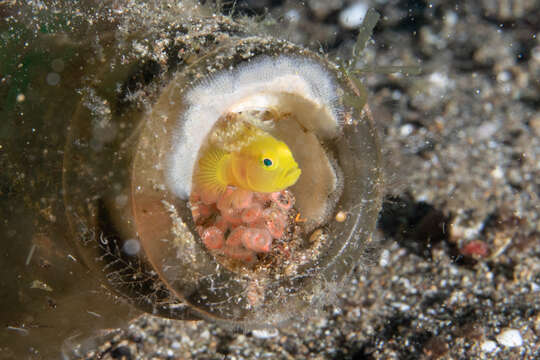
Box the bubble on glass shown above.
[51,59,65,72]
[114,194,129,208]
[46,72,61,86]
[122,239,141,256]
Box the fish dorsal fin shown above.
[195,145,229,197]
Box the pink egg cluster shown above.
[190,187,294,263]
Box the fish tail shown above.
[195,146,229,198]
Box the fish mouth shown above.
[283,166,301,187]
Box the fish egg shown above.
[335,211,348,222]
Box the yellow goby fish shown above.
[194,114,301,198]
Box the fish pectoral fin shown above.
[195,146,229,196]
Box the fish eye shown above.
[263,158,273,167]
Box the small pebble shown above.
[379,249,390,267]
[495,328,523,347]
[475,121,499,140]
[400,123,414,136]
[480,340,498,353]
[530,115,540,137]
[490,166,504,179]
[391,302,411,312]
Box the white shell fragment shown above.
[166,55,342,200]
[495,328,523,347]
[252,328,279,339]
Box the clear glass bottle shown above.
[0,2,382,358]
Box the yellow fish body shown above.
[194,117,301,198]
